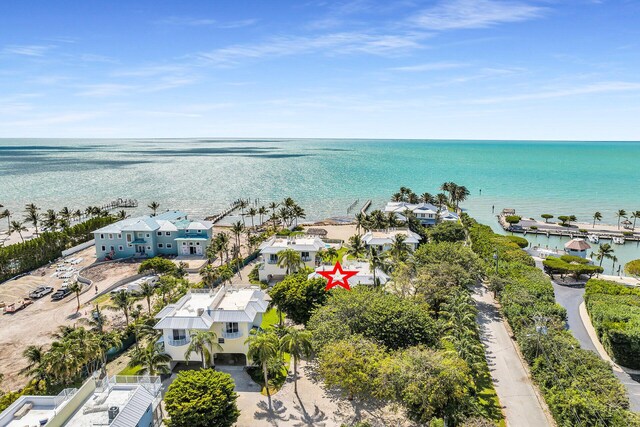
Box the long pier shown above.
[497,212,640,243]
[205,200,242,224]
[360,199,372,216]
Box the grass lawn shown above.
[260,308,284,329]
[118,364,143,376]
[248,308,291,395]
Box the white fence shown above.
[62,239,95,257]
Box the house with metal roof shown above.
[154,285,270,366]
[92,210,214,260]
[384,201,459,226]
[256,235,326,281]
[0,375,162,427]
[361,228,422,252]
[309,261,390,287]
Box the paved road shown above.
[473,284,552,427]
[531,257,640,412]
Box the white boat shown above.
[587,234,599,244]
[612,236,625,245]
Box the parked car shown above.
[51,288,72,301]
[29,286,54,299]
[4,299,33,313]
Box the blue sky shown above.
[1,0,639,140]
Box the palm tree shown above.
[407,192,419,204]
[59,207,71,223]
[391,192,403,202]
[9,220,27,242]
[216,232,231,265]
[20,345,45,378]
[68,281,83,312]
[139,282,155,313]
[277,207,290,228]
[268,202,279,228]
[258,206,268,226]
[247,207,257,229]
[616,209,627,229]
[128,341,171,375]
[325,247,338,264]
[238,200,248,226]
[0,209,10,231]
[24,203,40,235]
[117,210,127,220]
[452,185,470,209]
[280,328,313,394]
[185,330,223,368]
[79,304,107,333]
[292,205,306,227]
[231,221,244,250]
[611,255,619,275]
[108,290,134,325]
[277,249,303,275]
[148,201,160,216]
[346,234,365,259]
[368,246,386,286]
[389,234,409,262]
[593,211,602,228]
[43,209,57,231]
[246,330,280,411]
[436,193,448,211]
[199,264,219,288]
[595,243,614,267]
[354,212,366,234]
[631,211,640,230]
[421,192,434,204]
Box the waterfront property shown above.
[92,211,214,260]
[384,201,459,226]
[564,238,591,258]
[309,261,390,286]
[154,285,270,366]
[362,228,421,252]
[257,235,325,281]
[0,375,162,427]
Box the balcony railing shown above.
[167,337,190,346]
[222,331,243,339]
[301,257,312,262]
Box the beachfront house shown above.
[93,211,214,260]
[309,261,390,287]
[0,375,162,427]
[257,235,325,281]
[564,238,591,258]
[384,201,459,226]
[154,285,269,367]
[362,228,422,253]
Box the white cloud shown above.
[155,16,256,28]
[391,61,468,72]
[2,44,53,57]
[467,81,640,104]
[412,0,544,30]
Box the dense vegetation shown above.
[269,271,328,324]
[306,238,502,426]
[0,216,116,282]
[585,279,640,369]
[465,214,640,426]
[164,369,240,427]
[542,255,603,280]
[625,259,640,278]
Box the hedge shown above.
[0,216,116,283]
[462,213,640,426]
[506,235,528,248]
[585,279,640,369]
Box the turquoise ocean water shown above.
[1,138,639,273]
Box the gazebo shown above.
[564,238,591,258]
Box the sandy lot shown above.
[0,247,141,390]
[304,224,358,243]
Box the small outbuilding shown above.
[564,238,591,258]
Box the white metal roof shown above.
[258,235,325,255]
[110,386,154,427]
[362,228,421,246]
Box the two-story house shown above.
[154,285,270,367]
[93,211,214,260]
[361,228,422,252]
[384,201,459,226]
[257,235,325,281]
[309,261,390,287]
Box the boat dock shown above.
[498,210,640,243]
[205,200,242,224]
[101,198,138,210]
[360,199,372,215]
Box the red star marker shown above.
[318,261,358,291]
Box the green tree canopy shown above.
[625,259,640,278]
[164,369,240,427]
[269,272,328,324]
[429,221,466,243]
[138,257,177,275]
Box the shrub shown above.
[625,259,640,278]
[623,231,633,236]
[164,369,239,427]
[585,279,640,369]
[541,214,554,223]
[530,225,538,230]
[138,257,177,275]
[505,215,521,225]
[429,222,466,243]
[506,235,528,248]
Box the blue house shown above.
[93,211,214,260]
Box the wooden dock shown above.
[101,198,138,210]
[205,200,242,224]
[360,199,372,216]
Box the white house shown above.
[154,285,270,366]
[362,228,422,252]
[308,261,390,287]
[384,202,459,226]
[257,235,325,281]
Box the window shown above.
[157,232,162,236]
[301,251,310,259]
[117,234,121,239]
[126,234,132,242]
[146,233,150,238]
[172,329,186,340]
[167,243,172,248]
[226,322,239,333]
[158,243,164,248]
[196,242,200,246]
[109,234,113,239]
[218,338,225,344]
[197,229,201,233]
[100,234,105,239]
[166,231,171,236]
[183,242,187,246]
[147,246,151,250]
[269,254,277,263]
[101,245,106,251]
[110,246,115,251]
[119,246,123,251]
